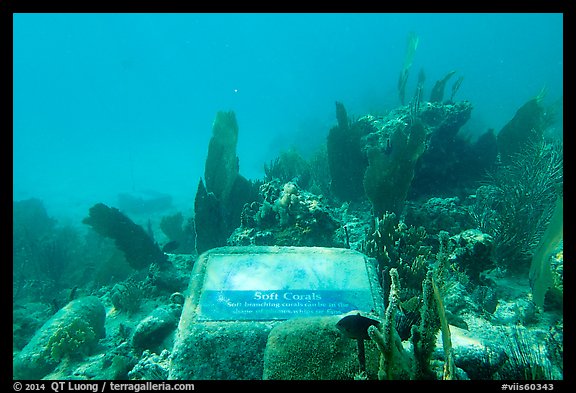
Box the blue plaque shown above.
[196,249,378,321]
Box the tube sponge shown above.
[363,121,427,217]
[83,203,167,269]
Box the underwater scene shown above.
[13,13,563,381]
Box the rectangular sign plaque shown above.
[197,249,376,321]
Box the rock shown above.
[451,229,495,283]
[131,304,182,353]
[129,349,171,380]
[170,321,272,380]
[404,197,473,235]
[262,315,380,380]
[228,181,342,247]
[431,325,507,380]
[13,296,106,380]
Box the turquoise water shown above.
[12,13,564,381]
[13,13,563,221]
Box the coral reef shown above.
[429,70,456,103]
[195,111,260,253]
[326,97,494,209]
[110,278,143,315]
[397,32,419,105]
[13,296,106,380]
[497,96,547,164]
[228,180,342,247]
[83,203,167,270]
[363,118,427,217]
[326,102,370,201]
[194,178,227,254]
[12,63,564,381]
[131,304,182,354]
[404,196,475,236]
[128,349,171,380]
[159,212,196,254]
[471,140,562,273]
[263,315,381,380]
[529,196,563,308]
[368,268,412,380]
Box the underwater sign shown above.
[197,249,376,321]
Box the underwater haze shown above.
[13,13,563,223]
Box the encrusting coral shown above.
[13,296,106,380]
[228,180,341,247]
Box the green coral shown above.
[363,120,427,217]
[431,275,455,380]
[110,278,143,315]
[361,212,431,300]
[397,32,419,105]
[264,148,312,188]
[411,269,440,380]
[368,268,411,380]
[429,70,456,103]
[474,140,562,271]
[529,196,563,308]
[46,317,97,361]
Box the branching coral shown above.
[264,148,312,188]
[410,270,441,380]
[397,32,419,105]
[110,278,143,315]
[472,140,562,272]
[361,212,431,300]
[368,268,411,380]
[529,196,563,308]
[498,326,555,380]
